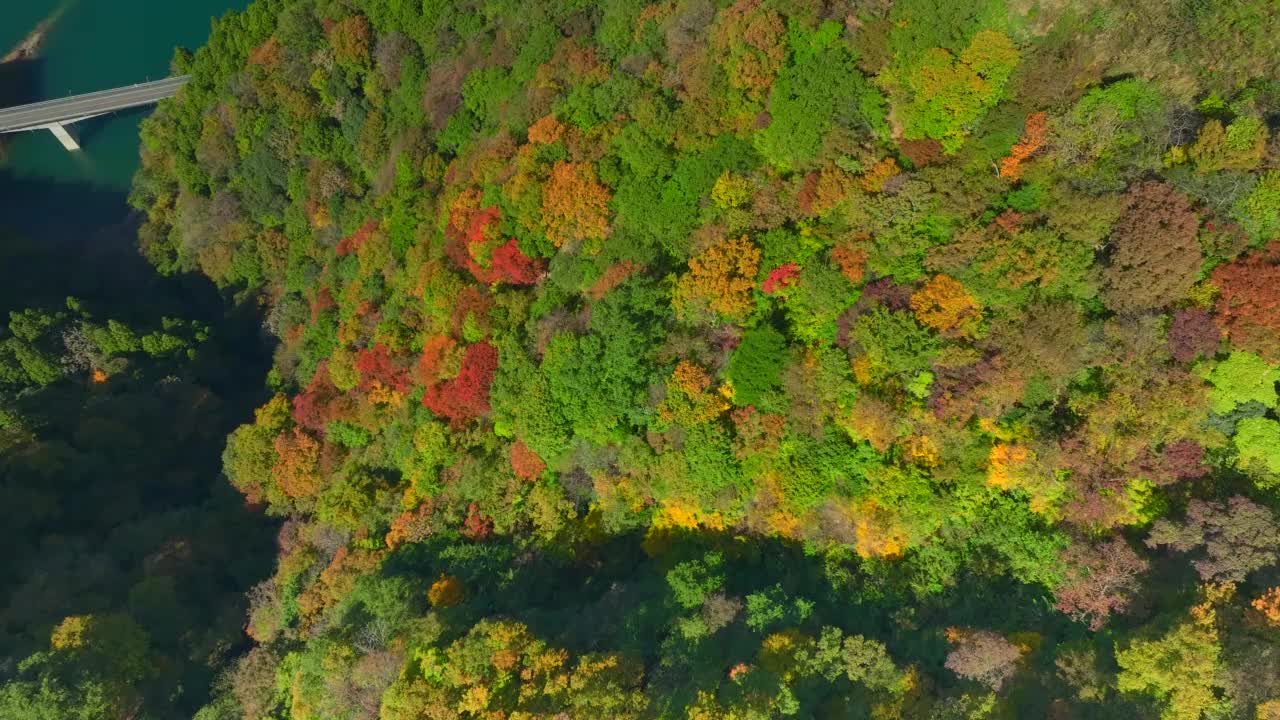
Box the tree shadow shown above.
[379,525,1077,695]
[0,171,278,714]
[0,170,225,320]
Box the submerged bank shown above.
[1,4,64,63]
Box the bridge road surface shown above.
[0,75,189,133]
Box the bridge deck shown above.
[0,75,189,133]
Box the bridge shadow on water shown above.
[0,57,44,108]
[75,104,152,147]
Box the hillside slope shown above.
[114,0,1280,717]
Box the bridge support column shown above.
[46,122,80,151]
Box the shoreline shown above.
[2,6,65,64]
[0,6,67,163]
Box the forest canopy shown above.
[17,0,1280,718]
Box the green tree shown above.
[893,30,1019,152]
[1116,621,1222,720]
[726,326,787,407]
[1202,351,1280,414]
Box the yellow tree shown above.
[673,236,761,321]
[542,161,612,248]
[911,274,983,337]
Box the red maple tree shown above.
[422,342,498,421]
[461,502,494,540]
[444,201,542,285]
[1212,241,1280,360]
[335,219,379,256]
[354,343,410,392]
[762,263,800,295]
[510,440,547,480]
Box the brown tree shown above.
[1054,537,1149,630]
[1102,182,1201,314]
[1146,496,1280,583]
[1167,308,1221,363]
[329,15,372,67]
[944,629,1024,690]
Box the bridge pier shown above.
[46,122,79,151]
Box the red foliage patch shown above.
[248,37,282,67]
[795,171,822,214]
[386,500,436,548]
[462,502,494,540]
[335,219,379,256]
[831,245,867,285]
[292,362,347,434]
[1167,308,1220,363]
[445,203,543,285]
[1054,537,1148,631]
[422,342,498,421]
[1161,439,1208,481]
[730,406,785,458]
[587,261,640,300]
[489,240,543,284]
[510,440,547,480]
[898,138,944,168]
[309,288,336,323]
[354,343,410,392]
[993,209,1024,234]
[1212,241,1280,360]
[855,277,914,313]
[762,263,800,296]
[450,286,493,338]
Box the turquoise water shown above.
[1,0,247,191]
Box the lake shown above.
[1,0,247,195]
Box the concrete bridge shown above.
[0,75,188,150]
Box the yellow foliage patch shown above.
[905,435,940,468]
[1253,586,1280,626]
[673,235,761,321]
[660,361,731,425]
[542,161,612,248]
[458,685,491,715]
[1191,582,1236,626]
[758,629,808,680]
[653,500,726,532]
[428,574,465,608]
[365,380,404,407]
[911,274,982,337]
[987,443,1030,489]
[50,615,92,650]
[851,499,908,559]
[1258,699,1280,720]
[711,171,754,209]
[851,355,875,386]
[644,500,727,557]
[765,509,802,538]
